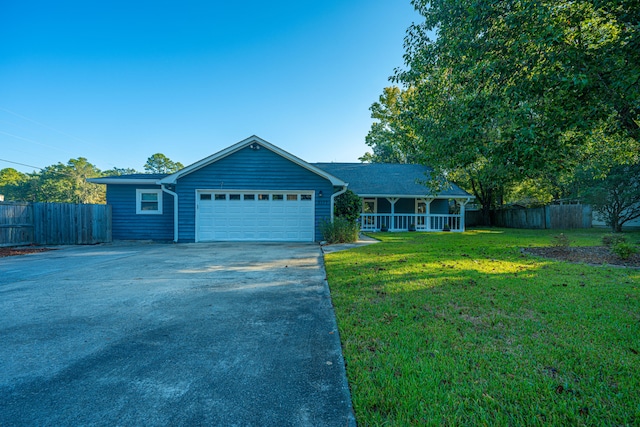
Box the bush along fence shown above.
[0,202,112,247]
[465,204,593,229]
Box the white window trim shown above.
[136,189,163,215]
[362,198,377,213]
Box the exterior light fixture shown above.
[318,191,323,198]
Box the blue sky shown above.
[1,1,421,174]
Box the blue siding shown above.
[376,198,414,214]
[395,198,415,214]
[106,184,174,241]
[176,146,334,242]
[430,199,449,214]
[377,198,391,214]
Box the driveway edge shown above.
[318,249,358,427]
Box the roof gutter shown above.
[161,184,179,243]
[355,193,476,200]
[87,178,160,185]
[330,185,348,222]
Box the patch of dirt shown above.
[0,247,54,257]
[523,246,640,268]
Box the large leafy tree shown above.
[144,153,184,174]
[1,160,144,203]
[0,168,30,201]
[360,86,421,164]
[34,158,105,204]
[390,0,639,222]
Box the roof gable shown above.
[159,136,346,186]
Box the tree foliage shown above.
[144,153,184,174]
[28,158,105,204]
[360,87,421,164]
[582,162,640,232]
[0,168,29,201]
[374,0,640,221]
[1,153,182,203]
[334,189,362,223]
[106,167,139,176]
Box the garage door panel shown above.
[228,218,243,228]
[242,217,257,227]
[197,191,314,242]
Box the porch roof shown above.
[312,163,472,198]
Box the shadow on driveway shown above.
[0,242,356,426]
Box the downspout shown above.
[330,185,348,221]
[161,184,179,243]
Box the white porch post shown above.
[425,198,433,231]
[457,198,470,231]
[386,197,398,230]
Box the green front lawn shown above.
[325,228,640,426]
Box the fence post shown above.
[583,205,593,228]
[544,205,550,229]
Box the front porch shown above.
[358,196,470,232]
[359,213,464,232]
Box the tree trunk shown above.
[469,178,494,226]
[480,203,492,226]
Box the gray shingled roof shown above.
[91,165,471,198]
[312,163,472,197]
[109,173,169,179]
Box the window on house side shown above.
[363,198,377,213]
[136,189,163,215]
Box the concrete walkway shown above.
[321,233,380,254]
[0,242,356,426]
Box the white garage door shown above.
[196,191,315,242]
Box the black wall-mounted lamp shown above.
[318,190,323,198]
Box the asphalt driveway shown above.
[0,242,355,426]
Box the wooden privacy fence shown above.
[490,204,592,229]
[0,203,33,246]
[0,202,112,247]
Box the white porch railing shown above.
[359,213,463,232]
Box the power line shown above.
[0,130,74,154]
[0,107,89,145]
[0,158,43,170]
[0,107,119,170]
